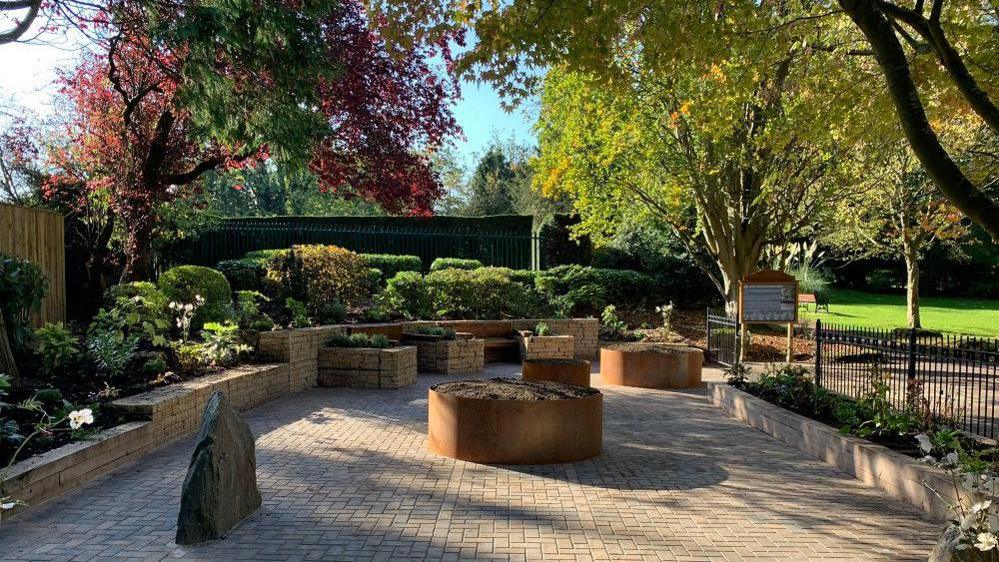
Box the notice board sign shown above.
[739,270,798,324]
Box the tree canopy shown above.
[369,0,999,239]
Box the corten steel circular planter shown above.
[600,343,703,389]
[521,359,592,387]
[428,381,602,465]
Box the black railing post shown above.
[907,328,918,381]
[705,308,712,361]
[814,319,822,389]
[733,315,741,366]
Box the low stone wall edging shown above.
[709,382,964,521]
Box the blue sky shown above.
[0,38,538,170]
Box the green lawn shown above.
[801,288,999,337]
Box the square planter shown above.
[318,346,417,389]
[516,331,575,361]
[403,333,484,375]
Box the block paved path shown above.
[0,363,939,561]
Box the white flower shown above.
[169,302,178,309]
[1,502,16,510]
[943,451,959,465]
[920,455,936,464]
[68,408,94,430]
[975,532,998,551]
[973,501,993,514]
[184,304,194,312]
[962,513,979,530]
[915,433,933,454]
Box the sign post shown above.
[739,270,799,363]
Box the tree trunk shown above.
[0,313,21,390]
[122,223,155,282]
[838,0,999,241]
[904,249,921,329]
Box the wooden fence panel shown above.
[0,203,66,326]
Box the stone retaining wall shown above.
[407,338,484,375]
[710,382,962,520]
[5,362,291,520]
[517,334,575,361]
[318,346,418,389]
[258,326,342,391]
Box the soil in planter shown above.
[431,378,599,400]
[601,343,694,354]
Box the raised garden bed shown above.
[402,331,483,375]
[428,378,602,464]
[600,343,703,389]
[318,345,417,389]
[521,359,591,387]
[516,331,575,361]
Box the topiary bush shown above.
[362,254,422,278]
[216,259,261,291]
[429,258,483,272]
[157,265,234,330]
[264,245,371,314]
[382,271,433,320]
[426,267,544,319]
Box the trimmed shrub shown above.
[430,258,483,272]
[537,214,593,268]
[362,254,422,278]
[158,265,234,330]
[264,244,370,312]
[216,259,261,291]
[535,265,655,315]
[426,267,544,319]
[0,252,48,348]
[382,271,433,320]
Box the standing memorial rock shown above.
[176,391,262,545]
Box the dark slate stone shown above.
[176,391,261,545]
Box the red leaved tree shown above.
[43,0,459,280]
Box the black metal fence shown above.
[186,217,540,270]
[814,320,999,439]
[706,309,740,367]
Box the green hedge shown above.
[216,259,261,291]
[157,266,234,330]
[382,271,433,320]
[430,258,483,272]
[363,254,422,277]
[426,267,544,319]
[535,265,655,315]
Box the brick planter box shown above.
[517,332,575,361]
[318,346,417,389]
[710,382,965,520]
[258,326,343,391]
[403,334,484,375]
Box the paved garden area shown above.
[0,363,938,561]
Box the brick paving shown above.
[0,363,939,561]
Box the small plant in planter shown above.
[326,333,392,348]
[404,326,458,341]
[534,322,551,336]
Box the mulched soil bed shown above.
[600,342,694,353]
[431,378,599,400]
[670,308,816,362]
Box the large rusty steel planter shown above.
[428,387,602,464]
[600,343,703,389]
[521,359,591,387]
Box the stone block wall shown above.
[517,334,575,361]
[258,326,343,391]
[113,363,291,444]
[408,338,485,375]
[512,318,599,360]
[318,346,417,389]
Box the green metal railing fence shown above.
[186,217,540,270]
